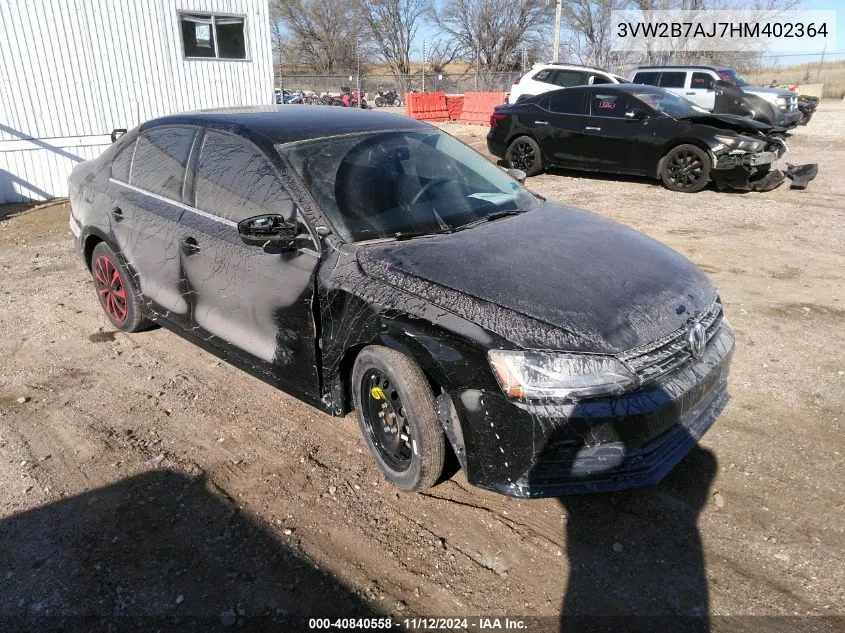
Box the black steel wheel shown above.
[660,144,711,193]
[352,346,445,491]
[505,135,543,176]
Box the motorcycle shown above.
[374,88,402,108]
[340,86,370,109]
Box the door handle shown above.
[180,236,201,255]
[534,120,549,125]
[584,126,602,132]
[686,91,696,95]
[111,206,123,221]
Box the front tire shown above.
[375,97,384,107]
[505,135,543,177]
[352,346,445,492]
[90,242,149,332]
[659,144,711,193]
[393,97,402,107]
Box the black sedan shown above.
[69,106,733,497]
[488,84,786,193]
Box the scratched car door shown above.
[180,129,320,397]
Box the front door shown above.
[178,129,321,398]
[685,72,717,110]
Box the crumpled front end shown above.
[446,302,735,498]
[710,134,789,192]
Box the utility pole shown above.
[422,39,426,92]
[356,33,362,108]
[552,0,562,63]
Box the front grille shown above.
[619,299,723,384]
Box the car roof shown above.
[634,66,731,72]
[532,63,611,72]
[141,105,431,145]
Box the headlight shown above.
[714,134,765,152]
[776,96,787,104]
[487,350,637,401]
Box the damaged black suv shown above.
[69,106,734,498]
[488,84,787,192]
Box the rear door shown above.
[533,89,589,168]
[685,72,716,110]
[180,129,321,398]
[107,126,198,324]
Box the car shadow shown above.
[556,433,717,633]
[0,470,382,631]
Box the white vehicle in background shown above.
[506,63,628,103]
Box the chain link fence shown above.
[279,72,523,96]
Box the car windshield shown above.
[278,130,538,242]
[629,88,702,118]
[716,69,749,87]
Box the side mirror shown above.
[505,168,527,184]
[111,129,127,142]
[625,109,649,120]
[238,214,299,247]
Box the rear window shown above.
[658,72,687,89]
[632,71,660,86]
[130,127,197,201]
[546,90,585,115]
[552,70,586,87]
[533,69,553,83]
[111,139,135,182]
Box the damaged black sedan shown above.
[69,106,734,498]
[489,84,786,192]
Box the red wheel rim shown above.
[94,255,128,323]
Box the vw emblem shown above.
[688,322,707,359]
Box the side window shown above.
[111,139,136,182]
[589,93,630,118]
[632,71,660,86]
[195,131,291,223]
[691,72,715,90]
[533,69,553,83]
[589,74,612,85]
[546,90,585,115]
[552,70,586,87]
[658,72,686,89]
[130,127,196,201]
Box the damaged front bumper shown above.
[447,323,734,498]
[711,143,787,192]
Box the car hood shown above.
[743,85,792,97]
[680,112,773,134]
[356,203,717,354]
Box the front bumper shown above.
[776,108,802,129]
[451,323,734,498]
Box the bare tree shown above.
[426,39,463,74]
[428,0,550,87]
[359,0,426,92]
[272,0,367,74]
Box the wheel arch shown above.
[655,140,716,179]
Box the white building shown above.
[0,0,274,204]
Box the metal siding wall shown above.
[0,0,273,203]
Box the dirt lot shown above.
[0,102,843,632]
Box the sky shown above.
[409,3,842,68]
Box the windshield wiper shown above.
[454,209,526,232]
[393,229,451,241]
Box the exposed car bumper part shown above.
[714,150,779,169]
[776,108,803,129]
[451,322,734,498]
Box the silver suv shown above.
[630,66,801,129]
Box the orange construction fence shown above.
[404,92,449,122]
[445,95,464,121]
[458,92,507,125]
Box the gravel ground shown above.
[0,101,842,632]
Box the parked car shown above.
[630,66,802,130]
[488,84,786,192]
[68,106,734,497]
[507,63,628,104]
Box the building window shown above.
[180,14,246,59]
